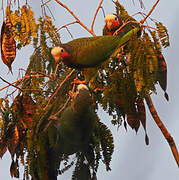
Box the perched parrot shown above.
[51,27,139,69]
[103,14,168,100]
[50,84,96,155]
[33,84,96,179]
[103,13,140,36]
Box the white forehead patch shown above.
[77,84,89,91]
[51,46,63,57]
[105,14,117,22]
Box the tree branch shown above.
[0,76,23,92]
[57,21,78,31]
[145,95,179,168]
[55,0,96,36]
[43,69,75,111]
[91,0,104,34]
[0,74,49,92]
[140,0,160,24]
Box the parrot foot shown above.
[71,78,86,85]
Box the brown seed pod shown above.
[1,16,16,73]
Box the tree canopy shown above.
[0,0,178,180]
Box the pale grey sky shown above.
[0,0,179,180]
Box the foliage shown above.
[0,1,170,180]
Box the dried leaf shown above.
[22,95,36,127]
[10,159,19,178]
[0,17,16,73]
[12,94,36,128]
[136,98,149,145]
[0,139,7,158]
[126,97,140,133]
[127,113,140,133]
[8,125,19,157]
[164,92,169,101]
[145,134,149,145]
[115,93,126,119]
[157,53,167,92]
[124,120,127,131]
[136,98,146,129]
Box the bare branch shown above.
[91,0,104,33]
[140,0,160,24]
[145,95,179,168]
[41,0,52,7]
[57,21,78,31]
[0,76,23,92]
[0,74,48,92]
[55,0,96,36]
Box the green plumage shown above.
[60,27,139,68]
[53,85,96,155]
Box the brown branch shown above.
[41,0,52,7]
[0,74,46,92]
[140,0,160,24]
[57,21,78,31]
[65,26,74,39]
[145,95,179,168]
[55,0,96,36]
[43,69,75,111]
[91,0,104,34]
[0,76,23,92]
[53,63,60,80]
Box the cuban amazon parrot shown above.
[103,14,168,99]
[51,27,139,69]
[50,84,96,155]
[103,13,140,36]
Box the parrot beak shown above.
[106,21,113,30]
[51,46,62,63]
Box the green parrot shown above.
[50,84,96,155]
[51,27,139,69]
[103,13,140,36]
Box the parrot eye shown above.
[61,48,64,53]
[115,17,118,21]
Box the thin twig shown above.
[145,95,179,168]
[41,0,51,7]
[65,26,74,39]
[100,6,106,18]
[0,74,45,92]
[140,0,160,24]
[57,21,78,31]
[55,0,96,36]
[0,76,23,92]
[91,0,104,33]
[43,69,75,111]
[53,63,60,80]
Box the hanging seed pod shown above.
[1,16,16,73]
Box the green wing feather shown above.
[62,27,139,68]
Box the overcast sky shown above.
[0,0,179,179]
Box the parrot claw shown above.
[71,78,86,85]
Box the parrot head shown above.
[104,14,122,33]
[77,84,89,92]
[51,46,71,64]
